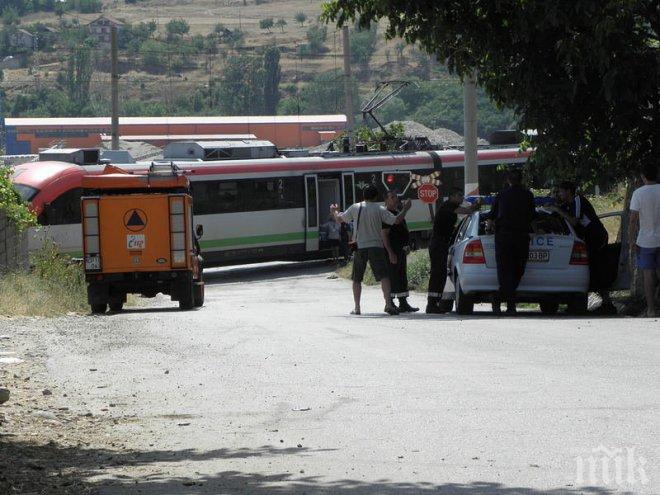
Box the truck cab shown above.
[81,163,204,313]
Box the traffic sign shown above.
[417,183,439,204]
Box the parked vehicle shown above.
[81,164,204,313]
[444,208,590,315]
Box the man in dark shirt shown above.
[489,170,535,315]
[549,181,616,314]
[426,187,480,313]
[383,191,418,312]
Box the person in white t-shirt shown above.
[331,184,411,315]
[629,163,660,317]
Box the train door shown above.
[304,174,319,251]
[342,173,355,209]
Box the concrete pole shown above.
[111,26,119,150]
[342,26,355,132]
[463,74,478,196]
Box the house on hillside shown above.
[88,15,125,45]
[8,29,38,51]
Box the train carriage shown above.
[10,147,529,267]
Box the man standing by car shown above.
[426,187,480,313]
[629,163,660,317]
[331,184,412,316]
[550,181,617,315]
[488,170,535,315]
[383,190,418,313]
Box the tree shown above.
[275,18,287,33]
[65,43,94,110]
[294,12,307,27]
[259,18,274,33]
[263,46,281,114]
[166,18,189,41]
[323,1,659,186]
[350,23,377,78]
[215,54,265,115]
[306,24,327,55]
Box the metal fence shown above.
[0,211,29,273]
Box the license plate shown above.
[127,234,145,250]
[528,250,550,262]
[85,255,100,270]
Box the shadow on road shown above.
[203,260,335,285]
[0,437,627,495]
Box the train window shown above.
[13,184,39,202]
[305,177,318,228]
[191,178,304,215]
[40,188,82,225]
[441,167,464,193]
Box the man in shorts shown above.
[629,163,660,317]
[331,184,412,315]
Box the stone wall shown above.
[0,211,29,273]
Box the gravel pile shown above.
[385,120,465,147]
[100,139,163,161]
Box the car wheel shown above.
[539,300,559,315]
[90,303,107,314]
[178,282,195,310]
[438,299,454,313]
[455,278,474,315]
[567,294,588,315]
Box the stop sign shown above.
[417,183,439,204]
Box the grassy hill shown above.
[1,0,515,138]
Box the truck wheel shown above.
[178,283,194,310]
[109,302,124,312]
[567,294,588,315]
[193,282,204,308]
[455,278,474,315]
[540,300,559,315]
[91,303,107,314]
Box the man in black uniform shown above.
[488,170,535,315]
[549,181,617,314]
[426,187,480,313]
[383,191,418,312]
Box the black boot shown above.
[426,298,446,314]
[398,297,419,313]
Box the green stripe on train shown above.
[201,230,318,249]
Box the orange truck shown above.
[81,163,204,313]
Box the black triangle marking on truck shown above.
[127,210,145,226]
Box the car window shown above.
[455,216,472,241]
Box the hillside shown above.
[0,0,515,138]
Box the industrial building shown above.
[3,115,347,154]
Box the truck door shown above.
[304,174,319,252]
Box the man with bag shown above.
[331,184,412,315]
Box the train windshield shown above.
[13,184,40,202]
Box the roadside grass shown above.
[0,244,138,317]
[0,244,88,317]
[337,249,431,291]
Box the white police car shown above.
[442,208,590,315]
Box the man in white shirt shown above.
[629,163,660,317]
[331,184,411,315]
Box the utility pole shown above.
[463,74,478,196]
[111,26,119,150]
[342,26,355,132]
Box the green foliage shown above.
[263,46,281,114]
[305,24,327,56]
[294,12,308,27]
[140,39,167,71]
[278,70,356,115]
[215,54,265,115]
[275,18,287,33]
[166,18,190,41]
[323,0,659,186]
[350,23,377,76]
[0,167,36,232]
[65,43,94,111]
[259,18,274,32]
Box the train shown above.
[11,147,530,267]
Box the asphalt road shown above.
[41,261,659,494]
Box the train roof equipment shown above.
[163,140,279,161]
